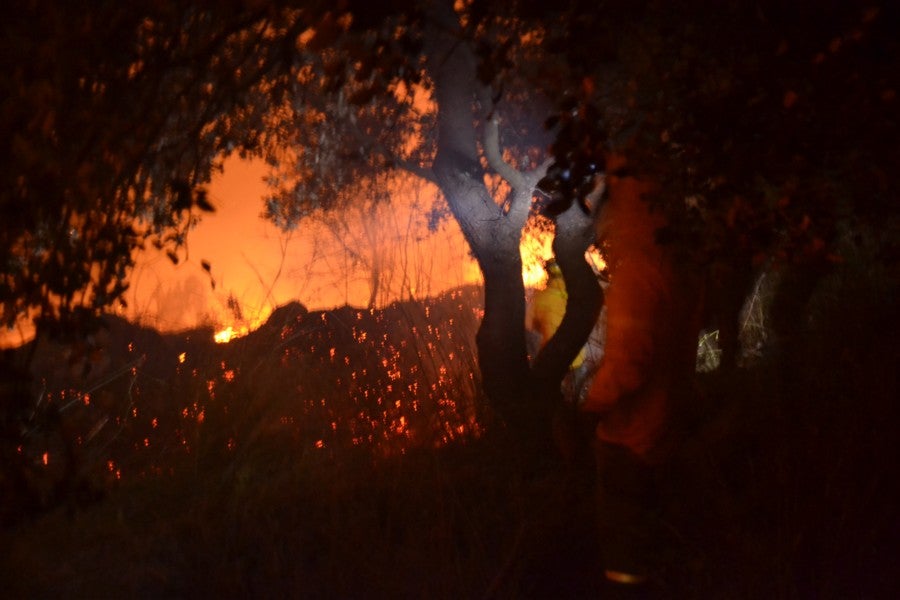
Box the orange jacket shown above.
[582,171,703,461]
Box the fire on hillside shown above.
[3,286,490,522]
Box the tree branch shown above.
[511,157,553,225]
[337,107,439,186]
[479,86,554,228]
[483,115,527,191]
[393,158,439,186]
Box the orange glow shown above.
[117,156,482,345]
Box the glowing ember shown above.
[19,286,486,491]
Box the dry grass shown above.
[696,271,774,373]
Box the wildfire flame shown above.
[213,307,272,344]
[519,215,606,289]
[214,326,243,344]
[520,215,555,288]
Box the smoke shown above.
[127,156,482,337]
[0,155,489,348]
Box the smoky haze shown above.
[126,156,483,336]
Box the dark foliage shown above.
[1,1,311,336]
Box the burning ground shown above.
[4,286,487,507]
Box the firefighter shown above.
[581,162,704,591]
[529,259,590,400]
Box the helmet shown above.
[545,259,563,277]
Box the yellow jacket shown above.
[531,275,586,369]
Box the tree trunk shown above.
[476,242,535,431]
[531,202,603,392]
[431,157,534,435]
[425,3,538,439]
[425,0,598,449]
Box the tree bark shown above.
[425,2,536,435]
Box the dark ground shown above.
[1,273,898,598]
